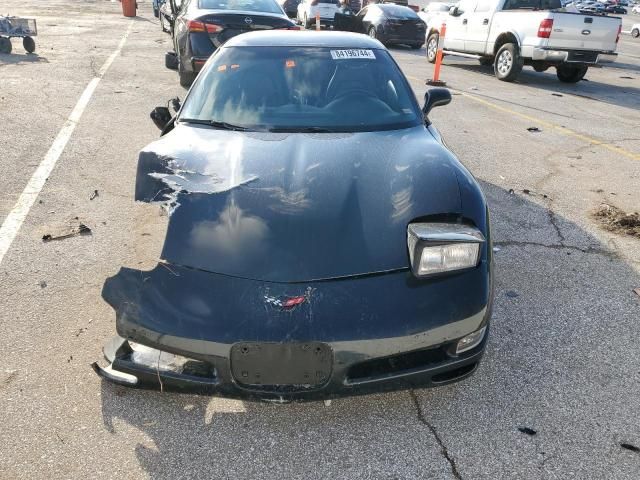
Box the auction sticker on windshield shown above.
[330,49,376,60]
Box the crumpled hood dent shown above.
[136,124,462,282]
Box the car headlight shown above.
[407,223,485,277]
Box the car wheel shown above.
[22,36,35,54]
[426,32,438,64]
[478,56,492,66]
[632,28,640,38]
[0,37,12,54]
[368,26,377,39]
[494,43,523,82]
[178,58,196,88]
[556,64,588,83]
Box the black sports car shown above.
[94,31,493,401]
[165,0,296,87]
[356,3,425,49]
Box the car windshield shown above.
[199,0,283,13]
[180,46,422,132]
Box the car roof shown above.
[223,31,386,49]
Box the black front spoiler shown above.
[93,334,487,402]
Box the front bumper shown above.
[531,47,618,64]
[94,262,492,401]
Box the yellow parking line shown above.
[406,75,640,161]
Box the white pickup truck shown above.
[425,0,622,82]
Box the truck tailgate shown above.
[547,13,620,51]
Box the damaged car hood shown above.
[136,124,462,282]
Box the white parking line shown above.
[0,22,132,267]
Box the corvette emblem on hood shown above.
[264,288,313,310]
[244,17,253,25]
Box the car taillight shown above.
[187,20,223,33]
[537,18,553,38]
[616,24,621,43]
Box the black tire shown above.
[532,61,549,73]
[494,43,523,82]
[632,28,639,38]
[0,37,12,54]
[426,32,438,64]
[23,36,35,53]
[178,59,196,88]
[165,51,178,70]
[478,56,492,66]
[153,7,159,17]
[556,64,588,83]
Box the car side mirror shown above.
[449,6,460,16]
[150,106,172,131]
[422,88,452,117]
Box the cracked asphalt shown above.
[1,1,639,478]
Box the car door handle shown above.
[462,18,468,25]
[483,18,489,25]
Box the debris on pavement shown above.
[633,288,640,298]
[506,290,519,298]
[523,189,531,195]
[620,443,639,453]
[39,280,47,288]
[551,93,563,97]
[518,427,537,436]
[42,219,92,242]
[89,189,99,200]
[493,247,501,253]
[619,76,634,80]
[527,127,541,133]
[593,204,640,238]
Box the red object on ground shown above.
[121,0,137,17]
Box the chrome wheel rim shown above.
[427,38,437,61]
[497,50,512,75]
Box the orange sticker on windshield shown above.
[285,60,296,68]
[217,65,227,72]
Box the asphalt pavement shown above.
[1,1,639,479]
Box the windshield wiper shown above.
[268,126,337,133]
[179,118,249,131]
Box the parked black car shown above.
[356,4,425,49]
[94,31,493,401]
[165,0,296,87]
[604,5,627,13]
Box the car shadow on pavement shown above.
[0,52,48,65]
[445,61,640,111]
[98,182,640,478]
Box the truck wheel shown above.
[0,37,12,54]
[478,56,492,66]
[556,64,588,83]
[532,61,548,73]
[426,33,439,64]
[632,28,639,38]
[23,36,35,53]
[494,43,523,82]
